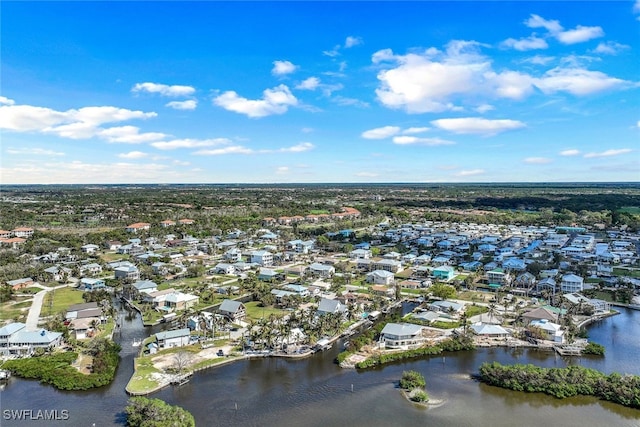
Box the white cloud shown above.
[194,145,255,156]
[132,82,195,97]
[279,142,314,153]
[431,117,525,136]
[213,85,298,118]
[173,160,190,166]
[402,127,430,134]
[525,14,563,33]
[501,36,548,51]
[524,14,603,45]
[118,151,148,159]
[361,126,401,139]
[475,104,495,113]
[0,103,159,142]
[455,169,485,177]
[272,60,298,76]
[151,138,231,150]
[332,96,369,108]
[344,36,363,48]
[371,48,395,64]
[0,96,15,105]
[559,149,580,156]
[392,136,455,146]
[592,41,630,55]
[296,77,320,90]
[584,148,633,158]
[485,70,536,99]
[637,120,640,128]
[556,26,604,45]
[6,147,65,156]
[276,166,289,175]
[536,67,627,95]
[301,127,314,133]
[165,100,197,110]
[523,55,555,66]
[635,0,640,13]
[98,126,168,144]
[524,157,552,164]
[323,44,341,57]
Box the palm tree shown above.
[487,303,499,324]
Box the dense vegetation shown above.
[478,362,640,408]
[582,342,606,356]
[3,339,121,390]
[355,335,475,369]
[125,397,195,427]
[400,370,429,402]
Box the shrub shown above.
[400,370,426,390]
[410,389,429,402]
[583,342,605,356]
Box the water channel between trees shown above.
[1,302,639,426]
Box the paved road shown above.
[25,289,47,331]
[24,283,71,331]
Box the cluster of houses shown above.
[263,207,360,225]
[0,227,34,248]
[125,218,195,233]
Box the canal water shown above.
[1,304,639,426]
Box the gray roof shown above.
[132,280,158,291]
[471,323,509,336]
[67,302,99,312]
[0,322,26,337]
[381,322,423,337]
[317,298,345,314]
[155,328,191,340]
[219,299,244,314]
[9,329,63,344]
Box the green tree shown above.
[430,282,456,300]
[125,397,195,427]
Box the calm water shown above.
[1,305,639,426]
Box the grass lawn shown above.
[244,301,286,321]
[47,287,85,315]
[0,300,32,321]
[395,269,414,279]
[100,252,128,262]
[612,268,640,278]
[127,357,163,393]
[465,304,489,317]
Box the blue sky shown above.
[1,1,639,184]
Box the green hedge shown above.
[478,362,640,408]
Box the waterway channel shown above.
[1,302,639,426]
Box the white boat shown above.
[0,370,11,380]
[132,339,142,347]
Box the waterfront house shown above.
[132,280,158,295]
[218,300,246,323]
[528,319,564,342]
[470,323,509,338]
[155,328,191,350]
[114,265,140,281]
[429,300,464,314]
[521,306,559,325]
[250,250,273,266]
[379,322,425,349]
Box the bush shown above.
[400,370,426,390]
[125,397,195,427]
[583,342,605,356]
[410,389,429,402]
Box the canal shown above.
[1,304,639,426]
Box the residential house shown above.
[379,322,425,349]
[372,259,402,273]
[250,250,273,266]
[528,319,564,342]
[6,278,34,290]
[66,302,102,321]
[2,326,63,355]
[80,263,103,276]
[308,263,335,278]
[218,299,246,323]
[486,268,511,286]
[287,239,315,254]
[155,328,191,349]
[81,244,100,254]
[432,265,455,281]
[160,220,176,227]
[560,274,584,293]
[151,262,169,276]
[521,306,560,325]
[80,278,106,291]
[178,218,195,225]
[366,270,395,285]
[470,323,510,338]
[125,222,151,233]
[428,300,464,314]
[12,227,34,238]
[349,248,372,259]
[316,298,346,317]
[213,263,236,275]
[283,284,309,297]
[131,280,158,295]
[159,292,199,312]
[258,268,280,281]
[70,317,99,340]
[104,240,122,251]
[114,265,140,281]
